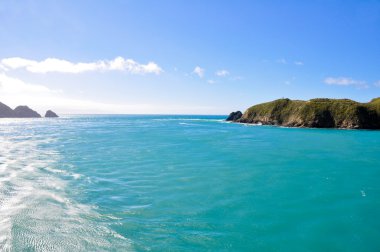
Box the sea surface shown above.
[1,115,380,251]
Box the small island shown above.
[45,110,59,118]
[227,98,380,129]
[0,101,58,118]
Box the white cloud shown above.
[0,64,7,71]
[0,73,145,113]
[294,61,304,66]
[230,76,244,81]
[0,73,59,95]
[193,66,205,78]
[0,56,163,74]
[324,77,368,88]
[374,80,380,87]
[215,69,229,77]
[207,80,216,84]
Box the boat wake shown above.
[0,129,132,251]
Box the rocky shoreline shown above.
[227,98,380,129]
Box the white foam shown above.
[0,131,132,251]
[71,173,82,180]
[361,190,366,197]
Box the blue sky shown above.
[0,0,379,114]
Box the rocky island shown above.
[13,106,42,118]
[45,110,59,118]
[0,101,58,118]
[227,98,380,129]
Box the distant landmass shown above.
[45,110,59,118]
[227,98,380,129]
[0,101,58,118]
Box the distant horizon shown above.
[2,95,380,116]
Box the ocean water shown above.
[1,115,380,251]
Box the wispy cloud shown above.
[193,66,205,78]
[0,73,140,113]
[0,73,59,94]
[0,57,163,74]
[207,79,216,84]
[0,73,197,114]
[275,59,304,66]
[374,80,380,87]
[324,77,368,88]
[215,69,229,77]
[284,76,296,85]
[276,58,287,64]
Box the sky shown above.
[0,0,380,114]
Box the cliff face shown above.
[226,111,242,121]
[232,98,380,129]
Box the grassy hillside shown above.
[237,98,380,129]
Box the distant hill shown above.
[227,98,380,129]
[13,106,42,118]
[0,102,15,117]
[0,101,58,118]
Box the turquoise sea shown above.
[1,115,380,251]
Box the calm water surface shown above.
[1,115,380,251]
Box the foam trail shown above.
[0,123,132,251]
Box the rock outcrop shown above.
[226,111,242,121]
[228,98,380,129]
[13,106,41,118]
[45,110,59,118]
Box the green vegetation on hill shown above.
[368,97,380,114]
[236,98,380,129]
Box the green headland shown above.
[227,98,380,129]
